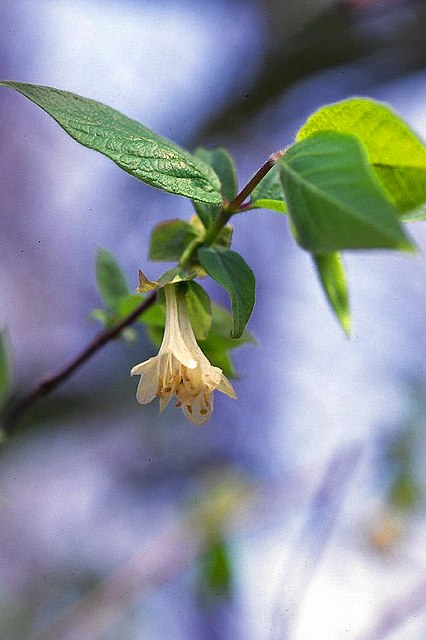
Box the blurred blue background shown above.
[1,1,426,638]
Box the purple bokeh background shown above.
[1,1,426,638]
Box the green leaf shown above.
[197,246,255,338]
[96,248,129,309]
[279,132,413,253]
[118,294,166,333]
[200,305,255,378]
[140,302,166,329]
[89,308,111,327]
[149,219,200,262]
[116,294,147,322]
[1,81,222,204]
[198,540,232,600]
[157,267,197,288]
[184,282,212,340]
[389,471,422,511]
[401,205,426,222]
[314,253,350,335]
[297,98,426,214]
[194,147,238,201]
[0,330,11,411]
[192,147,236,229]
[193,202,222,230]
[250,165,287,213]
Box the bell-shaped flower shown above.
[131,284,236,425]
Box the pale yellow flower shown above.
[131,284,236,425]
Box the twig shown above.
[227,150,284,213]
[202,151,284,247]
[1,292,157,438]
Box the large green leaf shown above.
[280,132,413,253]
[96,248,129,309]
[250,164,287,213]
[314,253,350,335]
[297,98,426,214]
[197,246,255,338]
[0,81,222,204]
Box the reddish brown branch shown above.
[1,292,157,437]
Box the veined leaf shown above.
[0,81,222,204]
[250,164,287,213]
[297,98,426,214]
[280,132,413,253]
[198,246,255,338]
[96,248,129,308]
[314,253,350,335]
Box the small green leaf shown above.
[389,471,422,511]
[314,253,350,335]
[280,132,413,253]
[193,202,222,230]
[149,219,201,261]
[140,302,166,329]
[250,164,287,213]
[194,147,238,201]
[121,327,138,344]
[157,267,197,288]
[116,294,147,322]
[200,305,255,378]
[184,281,212,340]
[0,330,11,411]
[198,246,255,338]
[216,225,233,249]
[192,147,236,229]
[297,98,426,214]
[89,308,111,326]
[198,540,232,601]
[96,248,129,309]
[1,81,222,204]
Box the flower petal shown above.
[217,374,237,399]
[182,394,213,426]
[131,357,159,404]
[131,357,157,377]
